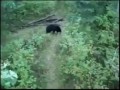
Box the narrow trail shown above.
[44,34,62,89]
[34,34,63,89]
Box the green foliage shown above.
[1,39,36,89]
[1,1,55,31]
[1,62,18,88]
[59,24,119,89]
[1,33,48,89]
[1,1,119,89]
[14,1,55,19]
[1,1,16,12]
[58,3,119,88]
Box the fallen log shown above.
[23,18,63,27]
[28,14,55,25]
[46,19,58,22]
[21,14,64,29]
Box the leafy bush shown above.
[58,7,119,88]
[1,62,18,88]
[1,33,48,89]
[1,1,55,31]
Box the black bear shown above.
[46,24,61,34]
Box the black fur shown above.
[46,24,61,34]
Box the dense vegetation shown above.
[1,1,119,89]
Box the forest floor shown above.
[35,34,64,89]
[10,14,67,89]
[1,13,71,88]
[44,35,62,89]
